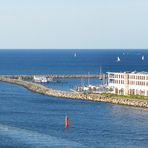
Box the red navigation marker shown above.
[65,116,69,128]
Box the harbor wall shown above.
[0,77,148,108]
[1,74,107,79]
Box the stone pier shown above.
[0,76,148,108]
[1,74,107,79]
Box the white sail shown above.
[117,56,120,62]
[74,52,77,57]
[142,55,144,61]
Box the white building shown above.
[33,76,48,83]
[107,71,148,96]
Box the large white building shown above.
[107,71,148,96]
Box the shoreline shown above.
[0,77,148,108]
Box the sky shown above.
[0,0,148,49]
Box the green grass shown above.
[101,93,148,100]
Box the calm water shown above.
[0,49,148,74]
[0,49,148,147]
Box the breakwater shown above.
[2,74,107,79]
[0,77,148,108]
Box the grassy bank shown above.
[101,93,148,101]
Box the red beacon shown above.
[65,116,69,128]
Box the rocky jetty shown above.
[1,74,107,79]
[0,77,148,108]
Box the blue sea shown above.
[0,49,148,147]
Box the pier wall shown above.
[0,77,148,108]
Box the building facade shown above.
[107,71,148,96]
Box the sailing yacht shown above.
[99,66,103,80]
[142,55,144,61]
[74,52,77,57]
[117,56,121,62]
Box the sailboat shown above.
[74,52,77,57]
[87,72,90,86]
[99,66,103,80]
[117,56,121,62]
[142,55,144,61]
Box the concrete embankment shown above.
[0,77,148,108]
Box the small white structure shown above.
[108,71,148,96]
[33,76,48,83]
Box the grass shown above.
[101,93,148,100]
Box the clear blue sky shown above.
[0,0,148,49]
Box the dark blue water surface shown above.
[0,49,148,147]
[0,49,148,75]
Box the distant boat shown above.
[117,56,121,62]
[142,55,144,61]
[74,52,77,57]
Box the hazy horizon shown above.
[0,48,148,50]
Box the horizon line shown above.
[0,48,148,50]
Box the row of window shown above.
[109,75,148,80]
[113,74,124,79]
[112,80,148,86]
[129,89,146,96]
[129,75,147,80]
[129,81,145,86]
[110,74,148,80]
[115,88,148,96]
[114,80,124,84]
